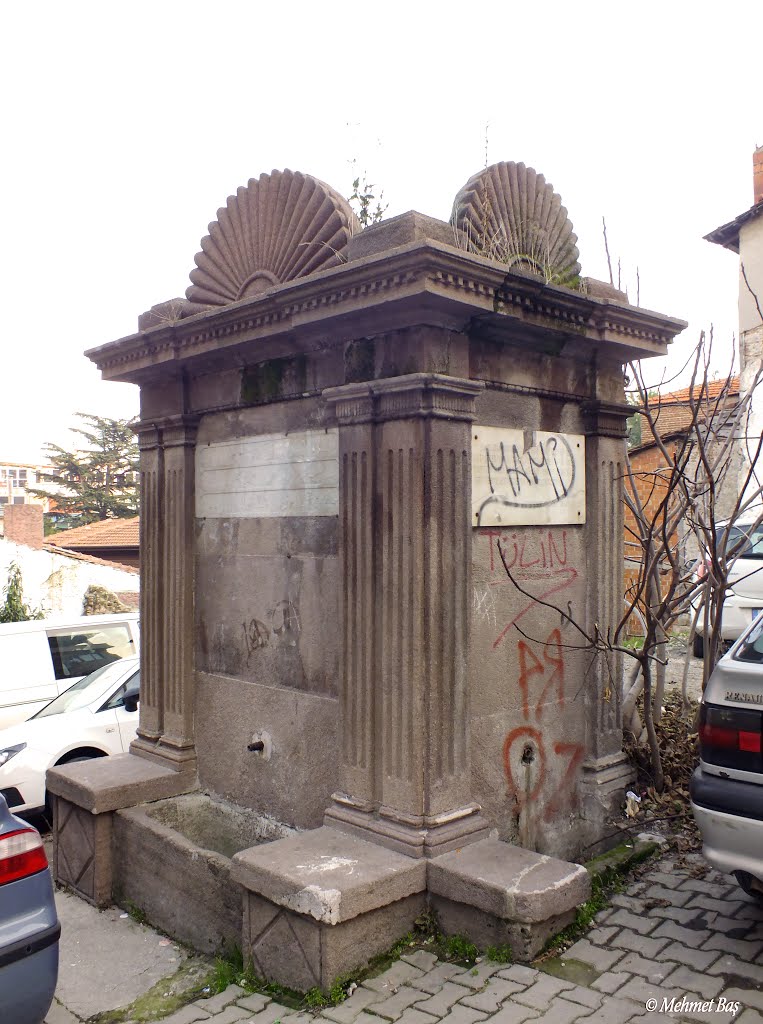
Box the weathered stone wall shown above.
[194,399,340,828]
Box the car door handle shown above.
[105,727,115,733]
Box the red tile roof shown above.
[633,376,740,452]
[42,544,140,574]
[47,516,139,550]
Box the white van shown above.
[0,613,139,729]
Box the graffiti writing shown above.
[240,599,301,664]
[501,626,585,825]
[483,528,578,649]
[484,433,576,508]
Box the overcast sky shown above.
[1,0,760,464]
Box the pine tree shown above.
[27,414,139,526]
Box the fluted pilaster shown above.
[325,374,486,856]
[131,415,198,771]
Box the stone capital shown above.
[324,374,484,426]
[581,399,631,438]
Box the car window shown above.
[100,671,140,711]
[735,618,763,663]
[721,524,763,560]
[32,660,137,717]
[47,624,135,680]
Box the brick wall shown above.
[3,504,44,550]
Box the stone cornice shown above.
[87,238,687,384]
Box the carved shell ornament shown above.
[185,170,361,308]
[451,161,581,288]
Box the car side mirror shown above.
[124,693,139,713]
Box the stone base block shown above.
[47,752,197,814]
[428,837,590,961]
[233,825,428,990]
[244,890,426,991]
[578,752,635,857]
[325,800,490,858]
[430,894,576,962]
[48,753,197,905]
[52,796,113,907]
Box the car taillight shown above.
[699,704,763,770]
[0,828,49,885]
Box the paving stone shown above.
[615,976,671,1007]
[200,987,247,1014]
[44,1004,85,1024]
[558,987,603,1010]
[364,963,425,993]
[654,996,738,1024]
[564,938,626,972]
[512,975,576,1011]
[572,996,644,1024]
[662,965,725,1001]
[609,930,669,959]
[645,872,686,890]
[716,915,757,934]
[594,908,616,924]
[607,910,659,936]
[496,965,539,985]
[388,1010,439,1024]
[586,925,621,946]
[367,986,425,1020]
[408,963,464,994]
[641,884,693,907]
[202,1007,251,1024]
[646,904,713,927]
[460,979,525,1012]
[527,996,594,1024]
[243,1003,295,1024]
[322,987,384,1023]
[707,955,763,986]
[720,988,763,1013]
[449,962,504,991]
[702,934,763,959]
[475,1004,539,1024]
[654,942,720,971]
[677,879,735,899]
[736,1010,763,1024]
[401,950,438,966]
[408,982,465,1017]
[685,894,750,917]
[611,953,674,984]
[236,994,272,1014]
[610,895,648,913]
[158,1006,213,1024]
[624,881,647,896]
[436,1006,490,1024]
[590,972,631,995]
[337,1014,387,1024]
[401,951,439,971]
[650,921,712,948]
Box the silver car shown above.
[0,793,59,1023]
[691,612,763,899]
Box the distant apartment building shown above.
[0,461,50,510]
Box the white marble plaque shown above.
[196,429,338,518]
[472,426,586,526]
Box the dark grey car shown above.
[0,794,59,1023]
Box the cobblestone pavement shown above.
[44,850,763,1024]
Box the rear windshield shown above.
[47,624,135,681]
[720,523,763,560]
[735,617,763,663]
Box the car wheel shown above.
[692,632,704,659]
[735,871,763,902]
